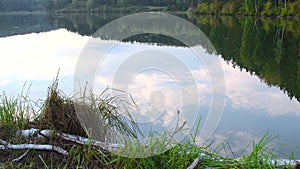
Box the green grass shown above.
[111,133,293,169]
[0,92,31,130]
[0,80,297,168]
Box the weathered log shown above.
[0,139,68,156]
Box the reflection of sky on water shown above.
[0,29,299,158]
[216,61,300,157]
[0,29,89,100]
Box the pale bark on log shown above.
[16,128,123,151]
[0,139,68,156]
[0,128,124,161]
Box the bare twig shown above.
[187,155,202,169]
[12,149,30,162]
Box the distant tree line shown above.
[0,0,193,12]
[0,0,299,16]
[194,0,300,16]
[0,0,47,12]
[52,0,192,11]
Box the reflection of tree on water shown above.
[195,16,300,102]
[60,13,300,102]
[0,13,55,37]
[1,13,299,101]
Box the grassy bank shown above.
[0,80,298,168]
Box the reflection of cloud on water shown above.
[0,29,89,82]
[93,40,300,146]
[0,80,10,87]
[91,42,214,139]
[207,130,261,157]
[222,61,300,116]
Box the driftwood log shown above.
[0,128,124,162]
[16,128,123,151]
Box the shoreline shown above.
[0,9,299,19]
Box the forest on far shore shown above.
[194,0,300,16]
[0,0,299,16]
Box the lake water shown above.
[0,12,299,158]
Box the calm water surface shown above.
[0,13,299,158]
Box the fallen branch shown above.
[0,139,68,156]
[16,128,123,151]
[56,131,123,151]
